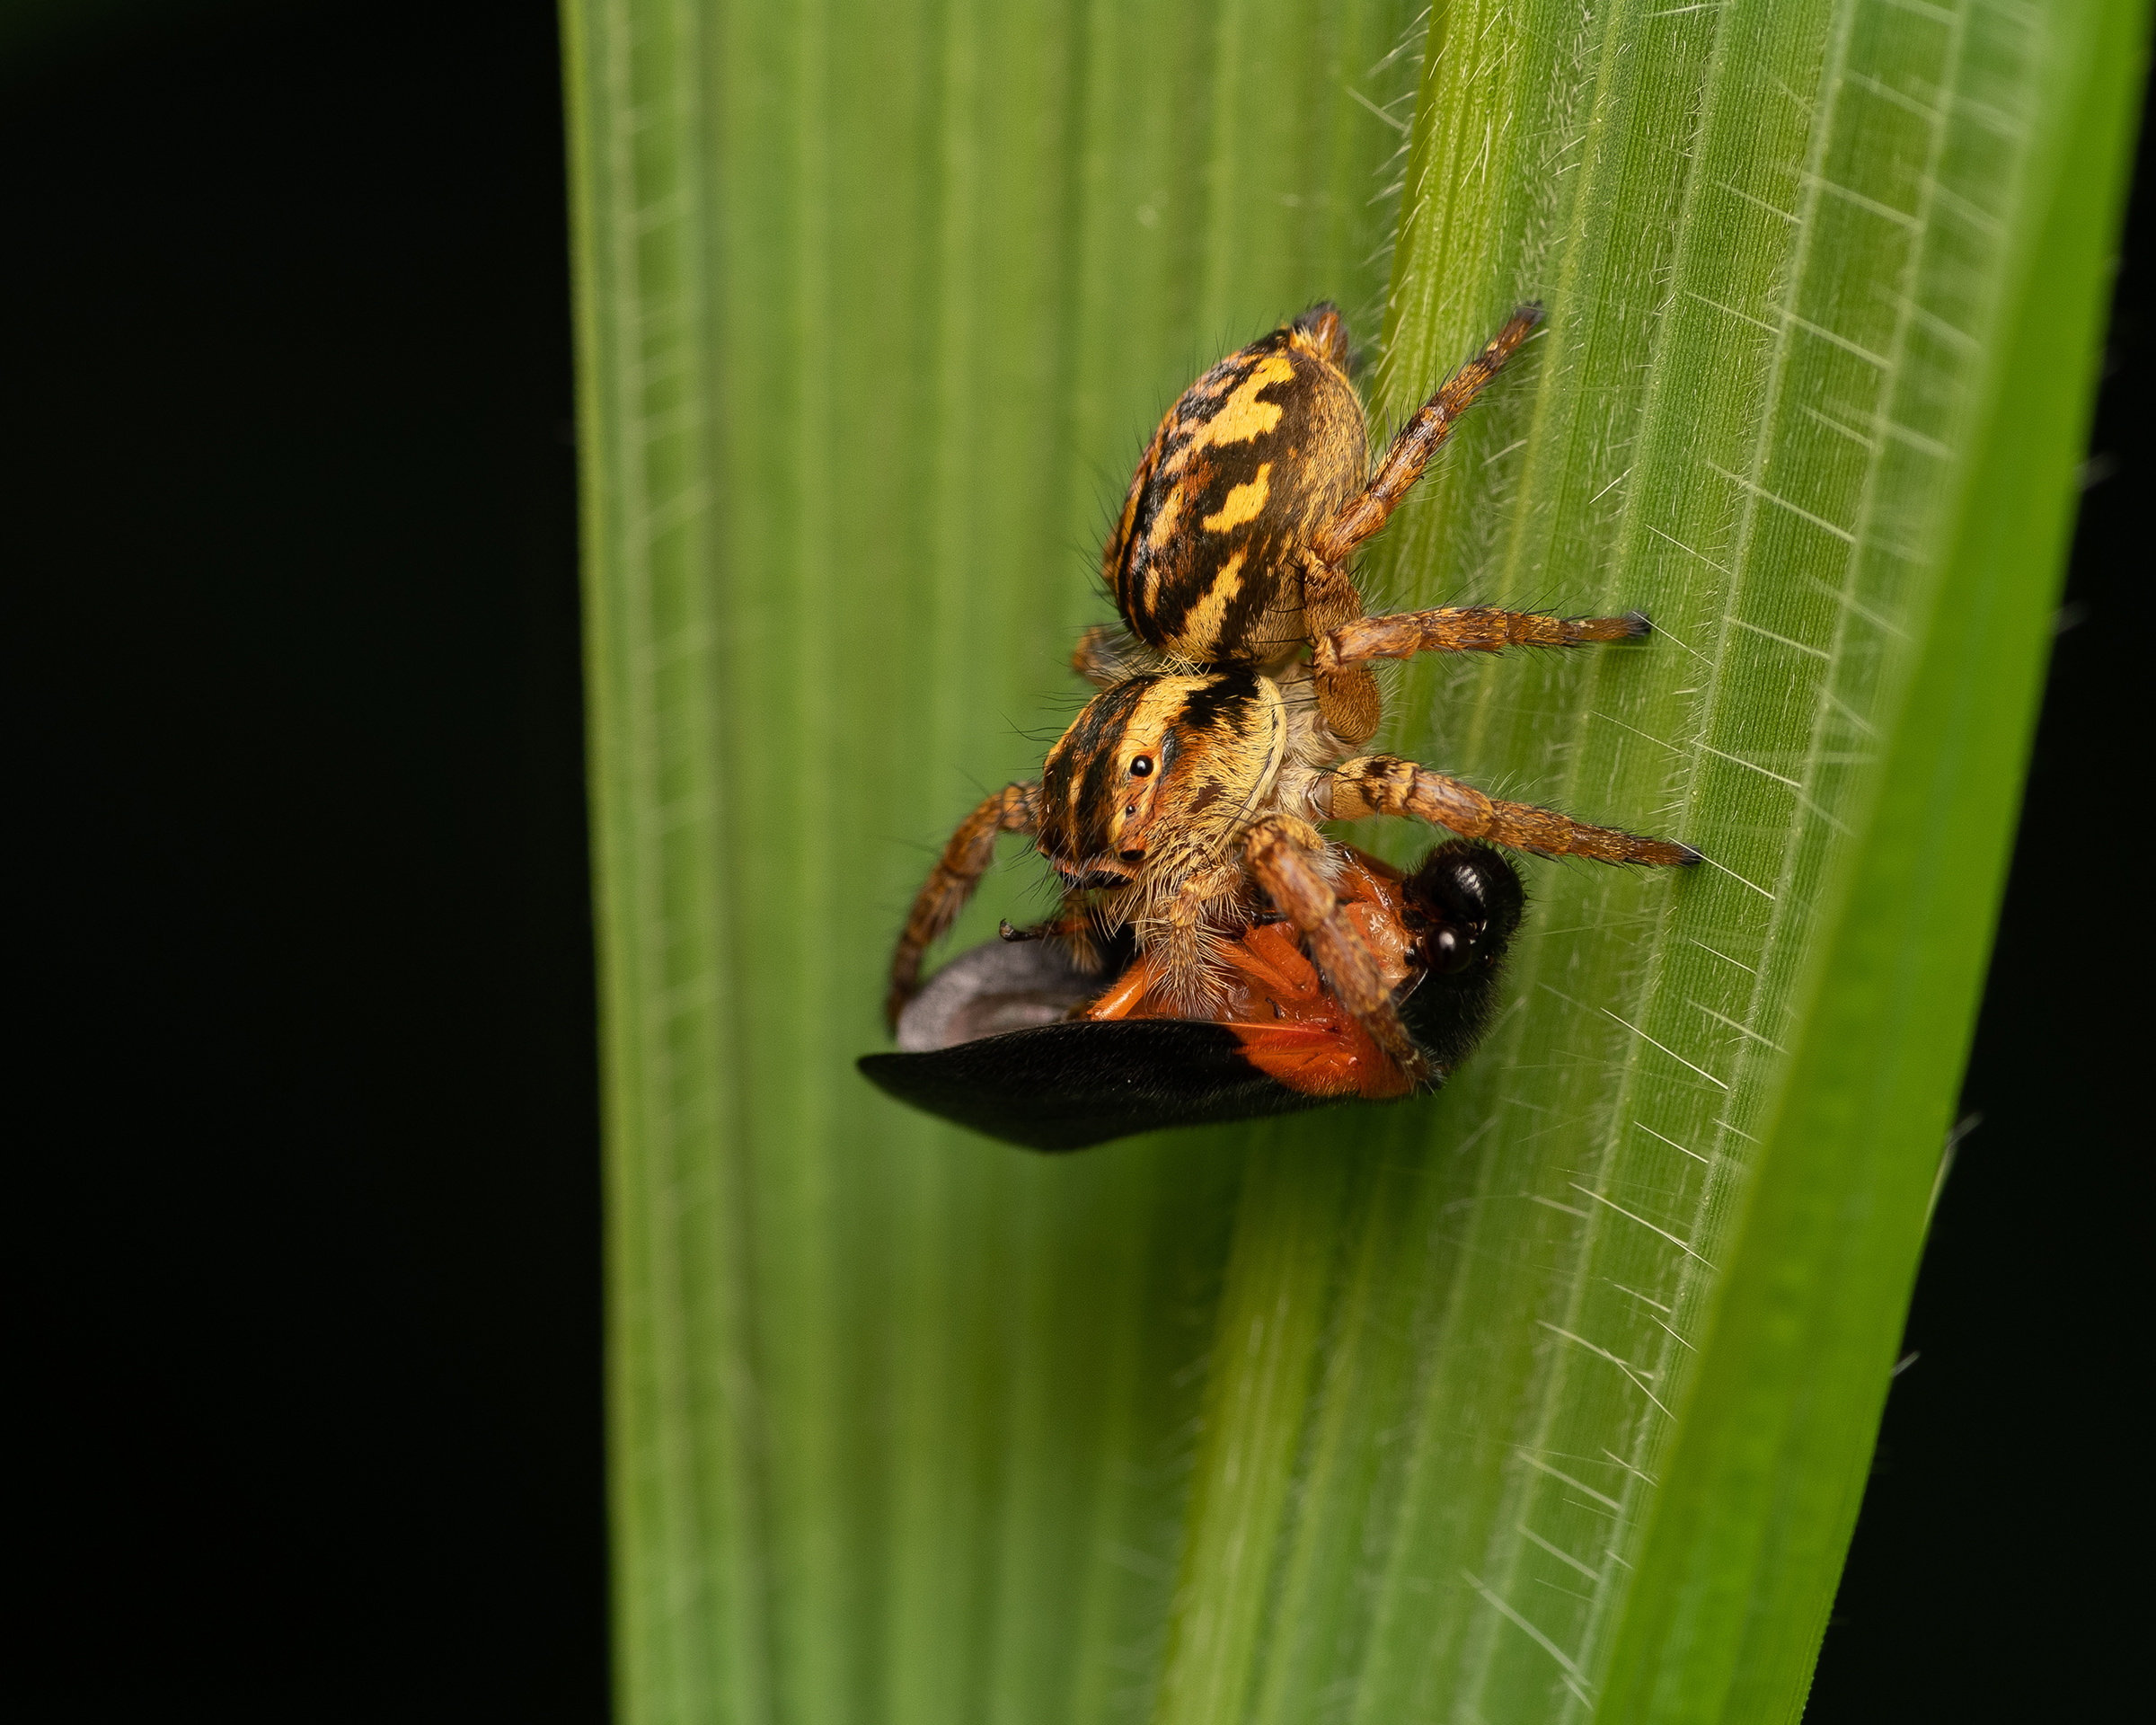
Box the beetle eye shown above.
[1129,756,1154,777]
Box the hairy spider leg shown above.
[994,895,1124,983]
[888,781,1040,1029]
[1311,604,1651,674]
[1310,304,1545,568]
[1324,756,1700,867]
[1297,303,1545,743]
[1242,816,1433,1085]
[1294,547,1384,744]
[1068,624,1160,690]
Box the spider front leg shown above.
[1243,818,1434,1086]
[887,781,1039,1029]
[1137,860,1247,1018]
[1323,756,1700,867]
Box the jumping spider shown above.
[888,304,1697,1087]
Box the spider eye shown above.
[1129,755,1154,777]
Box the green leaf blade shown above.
[564,0,2142,1719]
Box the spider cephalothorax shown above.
[884,304,1700,1089]
[1036,671,1284,885]
[1035,668,1303,1011]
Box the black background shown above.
[5,4,2142,1717]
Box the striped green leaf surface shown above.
[563,2,2142,1720]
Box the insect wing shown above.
[860,842,1524,1153]
[859,1019,1332,1153]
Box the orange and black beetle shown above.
[859,840,1523,1151]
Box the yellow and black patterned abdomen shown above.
[1106,307,1367,668]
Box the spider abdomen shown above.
[1106,307,1366,668]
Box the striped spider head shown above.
[1035,670,1286,889]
